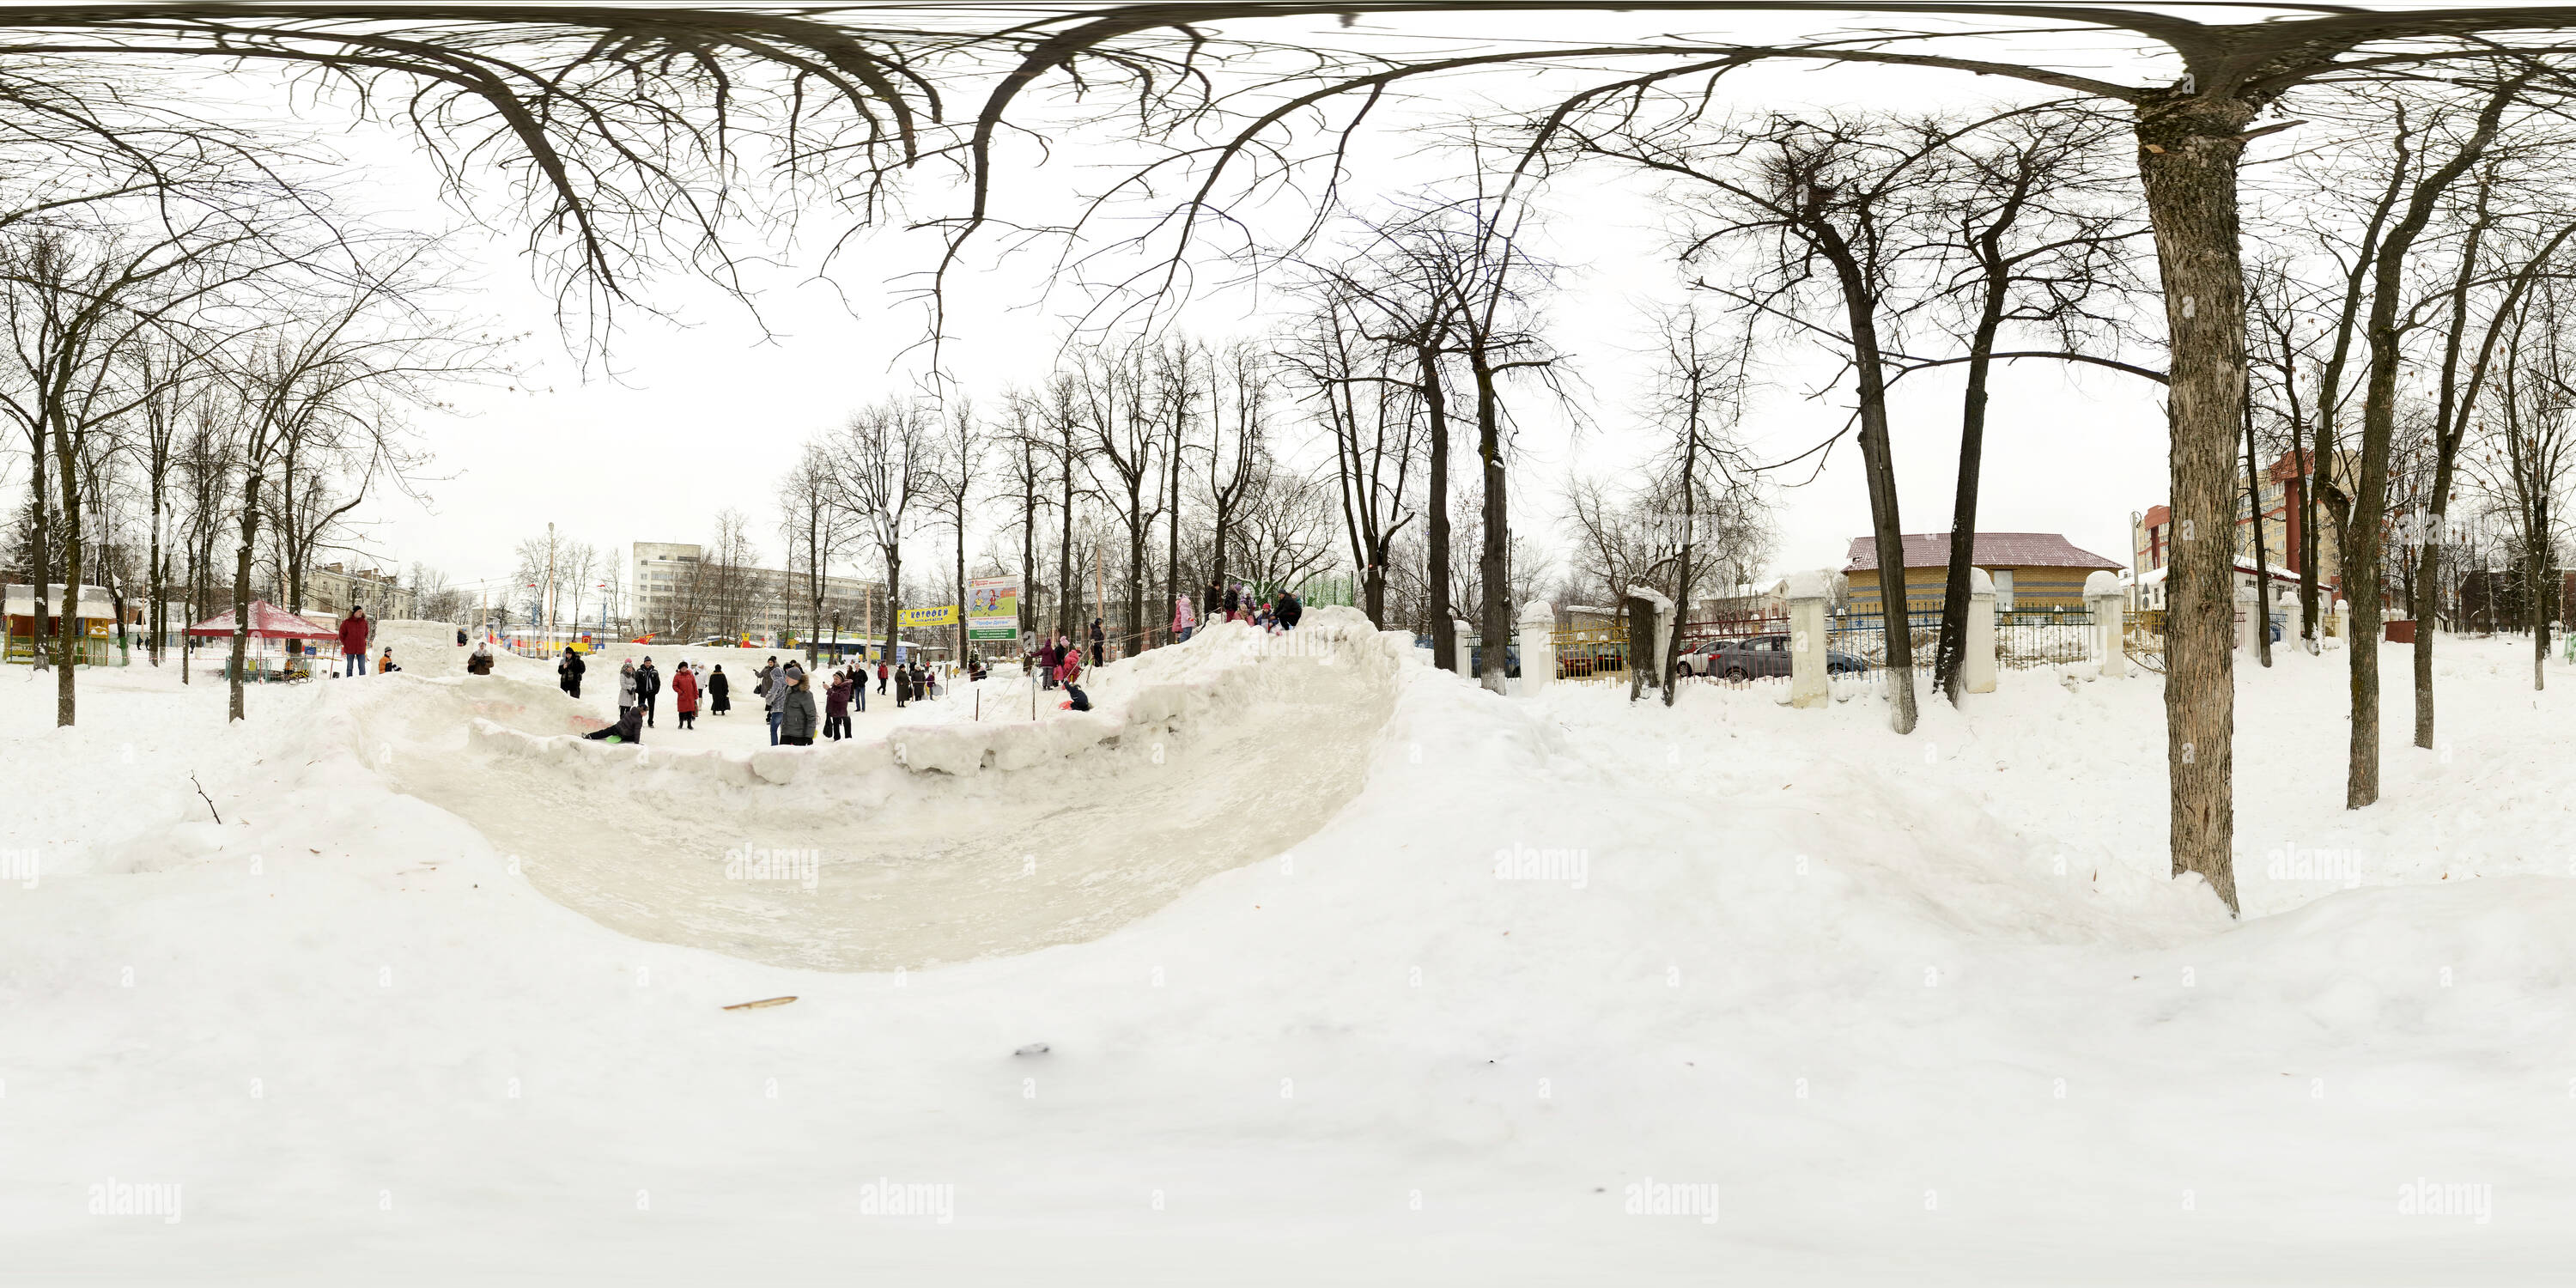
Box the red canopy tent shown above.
[187,599,341,644]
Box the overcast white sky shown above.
[277,8,2183,605]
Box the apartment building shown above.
[629,542,878,643]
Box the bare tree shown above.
[1283,286,1415,628]
[923,396,984,662]
[835,398,930,672]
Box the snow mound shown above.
[331,607,1408,970]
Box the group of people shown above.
[1170,582,1304,641]
[1025,634,1091,711]
[326,605,403,676]
[566,650,733,744]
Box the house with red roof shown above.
[1842,532,2124,614]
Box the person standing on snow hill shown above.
[763,658,796,745]
[823,670,853,740]
[708,665,731,715]
[635,655,662,728]
[1222,581,1240,623]
[455,627,467,647]
[617,659,639,720]
[777,663,817,745]
[1089,617,1105,667]
[672,660,700,729]
[1173,592,1196,643]
[338,605,370,675]
[1276,588,1302,632]
[466,641,494,675]
[558,647,585,698]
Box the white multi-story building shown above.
[629,542,878,644]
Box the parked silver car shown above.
[1676,634,1870,679]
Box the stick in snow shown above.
[191,772,222,825]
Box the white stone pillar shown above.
[1450,618,1474,673]
[2330,596,2350,649]
[1785,569,1832,709]
[2087,570,2126,680]
[1517,600,1556,695]
[1963,567,1997,695]
[2234,580,2260,653]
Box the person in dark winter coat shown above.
[466,642,495,675]
[894,662,913,707]
[778,665,818,745]
[823,671,853,739]
[456,627,468,647]
[584,705,643,743]
[558,648,585,698]
[1089,617,1105,666]
[1222,582,1241,622]
[673,662,700,729]
[635,657,662,727]
[1276,590,1303,631]
[708,665,731,714]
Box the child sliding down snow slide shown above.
[584,707,644,744]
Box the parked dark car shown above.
[1677,634,1869,680]
[1412,636,1522,678]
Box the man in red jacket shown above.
[338,607,371,676]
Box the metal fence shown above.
[1546,598,2115,688]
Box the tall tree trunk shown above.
[1419,341,1456,671]
[229,471,261,721]
[1814,227,1917,734]
[2135,88,2252,914]
[148,474,165,667]
[1057,440,1076,638]
[1470,352,1510,694]
[52,419,80,726]
[882,542,903,681]
[1019,445,1038,638]
[2245,391,2273,667]
[1935,287,2007,703]
[1163,417,1182,647]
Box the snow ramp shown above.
[336,609,1407,971]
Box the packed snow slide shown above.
[333,610,1406,972]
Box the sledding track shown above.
[337,613,1402,971]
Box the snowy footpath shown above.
[4,614,2575,1284]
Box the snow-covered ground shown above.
[4,617,2573,1284]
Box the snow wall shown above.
[325,609,1407,971]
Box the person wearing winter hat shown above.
[777,662,818,746]
[672,659,700,729]
[764,657,799,745]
